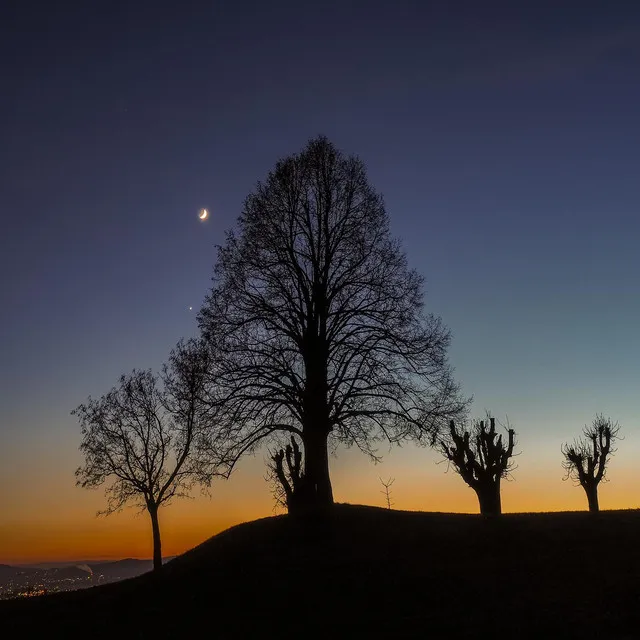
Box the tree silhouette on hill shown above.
[266,436,307,513]
[438,414,516,516]
[197,136,467,512]
[73,339,229,571]
[561,414,621,513]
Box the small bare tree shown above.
[266,436,310,513]
[73,339,227,572]
[438,414,516,516]
[379,477,395,509]
[561,414,621,513]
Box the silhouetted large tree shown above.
[438,415,516,516]
[198,136,466,512]
[73,339,226,571]
[561,414,621,513]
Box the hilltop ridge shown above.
[2,504,640,638]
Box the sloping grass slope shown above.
[3,504,640,638]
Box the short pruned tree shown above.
[266,435,307,513]
[73,339,227,571]
[198,136,467,513]
[438,414,516,516]
[561,414,621,513]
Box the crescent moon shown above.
[199,208,209,220]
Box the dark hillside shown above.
[3,505,640,638]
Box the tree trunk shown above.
[148,502,163,572]
[476,480,502,516]
[300,338,333,512]
[584,482,600,513]
[301,428,333,511]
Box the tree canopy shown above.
[74,338,227,569]
[198,136,466,509]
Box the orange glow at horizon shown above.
[2,443,640,565]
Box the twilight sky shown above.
[2,0,640,564]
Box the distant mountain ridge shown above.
[0,557,175,597]
[10,557,175,570]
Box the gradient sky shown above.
[2,0,640,564]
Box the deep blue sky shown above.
[2,0,640,544]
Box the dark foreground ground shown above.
[3,504,640,639]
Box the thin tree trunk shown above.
[584,483,600,513]
[148,502,163,572]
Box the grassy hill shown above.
[3,504,640,638]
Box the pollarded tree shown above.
[73,339,227,571]
[198,136,467,512]
[266,435,306,513]
[438,415,516,516]
[561,414,621,513]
